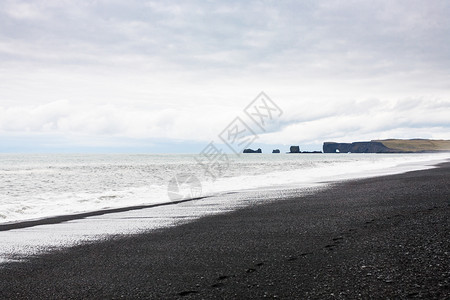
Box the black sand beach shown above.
[1,163,449,299]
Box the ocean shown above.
[1,152,448,225]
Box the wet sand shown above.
[0,163,449,299]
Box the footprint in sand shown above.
[210,275,230,288]
[287,256,298,261]
[178,290,198,296]
[324,244,336,250]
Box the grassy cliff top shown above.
[375,139,450,152]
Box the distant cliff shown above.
[323,139,450,153]
[323,141,395,153]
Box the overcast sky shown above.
[1,0,449,153]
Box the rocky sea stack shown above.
[243,148,262,153]
[289,146,300,153]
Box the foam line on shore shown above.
[0,196,207,232]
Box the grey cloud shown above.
[1,0,449,76]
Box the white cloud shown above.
[1,96,448,149]
[0,99,238,141]
[258,97,450,146]
[4,1,44,20]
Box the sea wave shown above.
[0,153,448,224]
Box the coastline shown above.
[1,162,449,298]
[1,154,446,231]
[2,153,447,227]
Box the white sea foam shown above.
[0,153,448,224]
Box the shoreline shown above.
[0,163,449,298]
[0,196,207,232]
[1,156,447,232]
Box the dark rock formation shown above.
[323,142,397,153]
[272,149,280,153]
[302,151,322,154]
[243,148,262,153]
[289,146,300,153]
